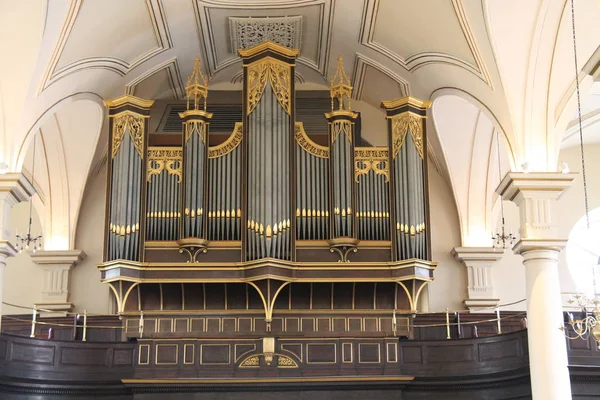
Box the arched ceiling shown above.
[2,0,600,250]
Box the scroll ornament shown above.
[295,122,329,158]
[247,58,292,115]
[391,114,424,159]
[354,147,389,182]
[147,148,183,182]
[112,112,145,158]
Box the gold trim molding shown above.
[238,41,300,58]
[105,95,155,109]
[391,114,423,159]
[381,96,431,111]
[295,122,329,158]
[208,123,243,159]
[147,147,182,182]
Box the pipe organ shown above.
[100,42,436,340]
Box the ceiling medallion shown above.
[229,16,302,53]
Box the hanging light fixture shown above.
[562,0,600,348]
[15,134,42,253]
[492,130,517,249]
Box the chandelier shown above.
[563,0,597,346]
[492,130,517,249]
[15,133,42,253]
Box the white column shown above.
[498,172,575,400]
[30,250,86,317]
[452,247,503,311]
[0,174,35,329]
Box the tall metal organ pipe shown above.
[239,43,299,261]
[104,96,154,262]
[381,97,431,261]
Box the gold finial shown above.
[330,56,352,111]
[185,57,209,111]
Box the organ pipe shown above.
[326,57,358,247]
[381,97,431,261]
[104,95,154,262]
[239,42,299,261]
[178,57,212,253]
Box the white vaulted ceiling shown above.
[2,0,600,249]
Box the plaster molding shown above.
[358,0,492,86]
[0,173,36,204]
[352,53,410,101]
[452,246,503,311]
[31,249,86,316]
[0,241,17,266]
[497,172,576,239]
[125,57,185,100]
[40,0,172,92]
[193,0,333,77]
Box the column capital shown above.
[30,249,86,316]
[0,173,35,204]
[496,172,576,202]
[452,247,503,312]
[513,239,567,257]
[30,249,86,267]
[497,172,575,240]
[451,247,504,264]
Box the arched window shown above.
[566,208,600,294]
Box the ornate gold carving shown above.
[184,120,207,144]
[330,56,353,111]
[277,355,299,368]
[240,356,260,367]
[112,112,145,158]
[354,147,389,182]
[391,114,423,159]
[237,41,300,58]
[104,95,154,109]
[147,147,183,182]
[331,120,352,144]
[246,58,292,115]
[185,57,209,111]
[208,122,243,159]
[295,122,329,158]
[381,96,432,111]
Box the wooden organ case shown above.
[100,42,437,373]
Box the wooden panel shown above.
[138,344,150,365]
[479,338,520,361]
[162,283,183,310]
[333,283,353,309]
[348,318,362,331]
[155,344,178,365]
[291,283,311,309]
[113,348,134,366]
[375,283,395,309]
[184,344,195,365]
[271,318,283,332]
[223,318,236,333]
[140,284,161,310]
[354,283,374,309]
[191,318,205,332]
[312,283,332,309]
[342,342,353,363]
[238,317,253,332]
[158,319,173,333]
[401,345,422,364]
[306,343,336,364]
[364,318,378,332]
[184,283,205,310]
[227,283,247,309]
[427,345,474,363]
[317,318,331,332]
[206,318,221,333]
[174,318,189,333]
[61,347,107,366]
[235,344,256,362]
[281,343,302,362]
[333,318,346,332]
[200,344,230,365]
[301,318,315,332]
[205,284,226,310]
[273,284,290,309]
[285,318,299,332]
[358,343,380,363]
[386,342,398,363]
[10,343,54,365]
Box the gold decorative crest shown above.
[246,58,292,115]
[295,122,329,158]
[391,114,423,159]
[239,355,260,367]
[208,122,243,159]
[147,147,183,182]
[184,120,207,144]
[112,112,145,158]
[331,120,352,144]
[354,147,389,182]
[277,355,299,368]
[330,56,352,111]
